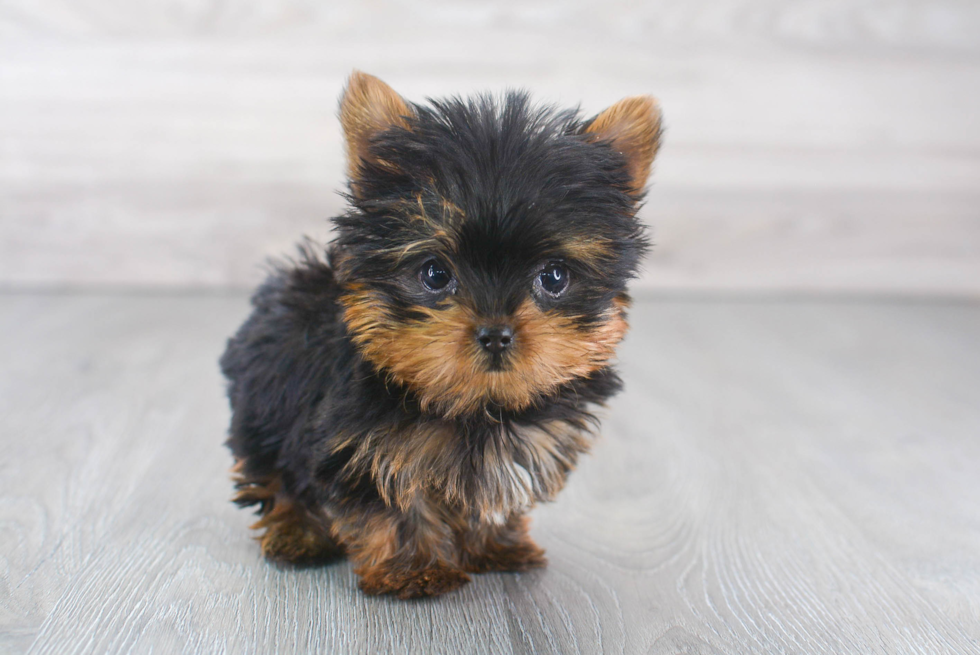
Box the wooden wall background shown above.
[2,0,979,294]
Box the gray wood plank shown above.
[1,292,979,653]
[2,0,979,293]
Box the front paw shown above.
[254,500,345,565]
[358,563,471,599]
[464,539,547,573]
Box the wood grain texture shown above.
[1,292,979,653]
[1,1,979,293]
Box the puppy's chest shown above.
[361,418,595,520]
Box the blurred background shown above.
[2,0,979,295]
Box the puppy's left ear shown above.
[582,96,662,196]
[339,70,414,193]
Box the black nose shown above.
[476,326,514,355]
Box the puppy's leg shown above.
[460,513,547,573]
[333,501,470,599]
[232,461,344,563]
[251,496,345,563]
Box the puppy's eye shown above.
[537,262,569,297]
[420,259,453,292]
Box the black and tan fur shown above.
[221,71,660,599]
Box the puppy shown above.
[221,71,660,599]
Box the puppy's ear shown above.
[339,70,413,190]
[582,96,662,195]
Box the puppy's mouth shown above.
[483,352,510,372]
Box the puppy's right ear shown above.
[339,71,413,192]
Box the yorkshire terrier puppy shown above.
[221,71,660,599]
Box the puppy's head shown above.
[334,71,659,418]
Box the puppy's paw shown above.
[255,502,344,564]
[260,519,344,564]
[464,539,547,573]
[359,563,471,599]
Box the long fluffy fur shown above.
[221,74,658,598]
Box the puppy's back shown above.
[220,251,346,481]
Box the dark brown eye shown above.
[420,259,452,292]
[537,262,569,297]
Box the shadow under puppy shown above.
[221,71,660,599]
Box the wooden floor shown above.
[1,292,979,654]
